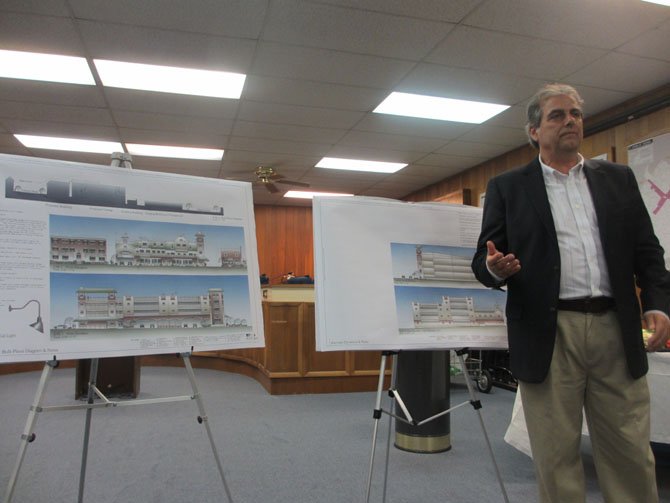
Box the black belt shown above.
[557,297,616,314]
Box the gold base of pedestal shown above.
[394,432,451,453]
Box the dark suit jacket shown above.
[471,157,670,383]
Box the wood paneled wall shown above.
[254,205,313,282]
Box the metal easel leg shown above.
[3,360,56,503]
[78,358,99,503]
[181,353,234,503]
[381,353,399,503]
[365,351,390,503]
[455,349,509,503]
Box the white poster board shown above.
[0,154,264,362]
[628,131,670,269]
[313,196,507,351]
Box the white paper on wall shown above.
[628,132,670,270]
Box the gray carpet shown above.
[1,366,668,503]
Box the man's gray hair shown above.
[525,83,584,149]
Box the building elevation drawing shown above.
[412,296,504,327]
[58,287,247,330]
[398,245,478,282]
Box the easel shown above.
[3,353,233,503]
[3,153,234,503]
[364,349,509,503]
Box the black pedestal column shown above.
[394,350,451,453]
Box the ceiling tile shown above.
[227,136,332,157]
[314,0,478,22]
[427,26,607,80]
[113,110,233,136]
[566,52,670,94]
[398,64,545,105]
[263,0,455,59]
[338,130,447,152]
[464,0,670,50]
[232,120,345,144]
[617,20,670,63]
[456,125,527,147]
[353,114,474,140]
[0,101,114,126]
[251,42,414,88]
[0,12,82,54]
[238,101,364,129]
[104,89,241,118]
[0,0,70,16]
[78,21,256,72]
[119,127,226,148]
[0,80,106,107]
[69,0,269,38]
[243,76,387,111]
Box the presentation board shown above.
[0,154,264,363]
[629,131,670,269]
[313,196,507,352]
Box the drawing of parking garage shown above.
[413,246,477,282]
[69,287,246,329]
[412,295,504,327]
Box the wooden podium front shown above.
[75,356,141,399]
[184,285,390,394]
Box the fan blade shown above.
[265,182,280,193]
[276,179,310,187]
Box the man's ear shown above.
[529,126,539,143]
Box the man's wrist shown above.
[486,261,505,283]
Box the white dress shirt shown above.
[539,154,612,299]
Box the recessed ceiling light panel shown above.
[94,59,246,98]
[0,50,95,85]
[316,157,407,173]
[374,92,509,124]
[15,134,123,154]
[126,144,224,160]
[284,190,354,199]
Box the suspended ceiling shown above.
[0,0,668,205]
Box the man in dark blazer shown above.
[472,83,670,502]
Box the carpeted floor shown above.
[1,366,668,502]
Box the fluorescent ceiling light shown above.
[94,59,246,98]
[316,157,407,173]
[126,144,224,160]
[0,50,95,85]
[642,0,670,5]
[15,134,123,154]
[284,190,354,199]
[374,92,509,124]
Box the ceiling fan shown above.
[253,166,310,194]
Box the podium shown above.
[75,356,140,399]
